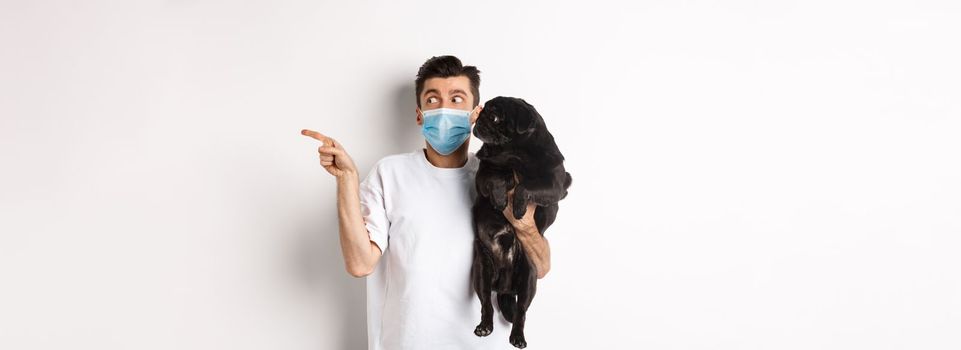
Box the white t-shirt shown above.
[359,148,514,350]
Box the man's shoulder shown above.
[370,149,420,172]
[376,152,413,164]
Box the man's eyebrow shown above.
[422,88,468,97]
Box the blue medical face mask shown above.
[421,107,476,155]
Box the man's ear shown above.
[470,105,482,124]
[416,107,423,126]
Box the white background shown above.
[2,0,959,349]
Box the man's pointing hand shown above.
[301,129,358,178]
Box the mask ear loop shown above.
[469,105,480,123]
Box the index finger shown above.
[301,129,331,144]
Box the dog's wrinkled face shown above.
[472,96,538,145]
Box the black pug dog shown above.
[470,96,572,348]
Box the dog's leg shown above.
[473,239,496,337]
[497,293,516,323]
[491,178,509,212]
[509,256,537,348]
[478,163,514,212]
[533,203,559,234]
[491,169,515,212]
[521,172,567,207]
[476,163,497,199]
[511,184,530,220]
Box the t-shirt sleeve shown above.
[359,164,390,254]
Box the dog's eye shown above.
[493,115,500,123]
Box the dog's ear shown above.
[514,112,536,135]
[515,101,541,135]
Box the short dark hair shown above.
[415,55,481,109]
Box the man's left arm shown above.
[503,199,551,279]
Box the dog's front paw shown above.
[491,193,507,212]
[512,190,528,220]
[509,329,527,348]
[474,320,493,337]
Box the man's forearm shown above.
[336,172,378,277]
[515,226,551,279]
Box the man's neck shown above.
[422,140,470,168]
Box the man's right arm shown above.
[300,129,382,278]
[337,172,383,278]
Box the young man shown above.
[301,55,550,349]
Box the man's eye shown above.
[453,96,463,103]
[427,97,438,104]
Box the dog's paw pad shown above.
[509,333,527,348]
[512,207,526,220]
[474,322,493,337]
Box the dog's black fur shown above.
[470,96,572,348]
